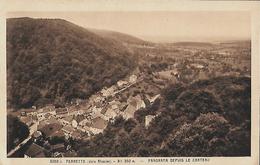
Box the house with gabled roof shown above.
[38,120,49,130]
[145,115,156,128]
[123,95,146,119]
[147,94,160,104]
[101,86,116,97]
[39,105,55,113]
[78,118,91,127]
[71,130,82,140]
[20,108,36,117]
[20,116,33,127]
[50,143,65,153]
[104,108,117,119]
[91,117,108,130]
[51,130,65,138]
[46,116,60,125]
[24,143,46,158]
[75,114,85,124]
[129,74,137,83]
[60,115,74,126]
[39,123,63,138]
[55,108,69,118]
[62,125,74,137]
[37,106,56,121]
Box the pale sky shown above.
[7,11,251,42]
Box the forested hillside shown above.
[7,18,136,109]
[74,76,251,156]
[89,29,152,46]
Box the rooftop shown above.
[71,130,82,138]
[25,143,45,157]
[62,115,74,122]
[51,130,65,138]
[47,117,60,124]
[39,123,63,138]
[62,125,74,133]
[56,108,68,114]
[32,131,42,138]
[75,114,85,123]
[19,116,32,124]
[20,108,35,113]
[91,117,108,130]
[51,143,65,151]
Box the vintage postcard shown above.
[0,0,259,165]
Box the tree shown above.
[7,115,30,152]
[164,113,230,156]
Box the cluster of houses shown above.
[17,74,161,157]
[24,126,78,157]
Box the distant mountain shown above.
[7,17,136,109]
[172,42,214,47]
[219,40,251,46]
[89,29,154,46]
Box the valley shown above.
[7,18,251,157]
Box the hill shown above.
[75,76,250,157]
[7,17,136,109]
[172,42,214,47]
[89,28,153,46]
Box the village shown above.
[9,73,162,157]
[8,41,251,158]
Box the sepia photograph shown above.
[5,11,253,158]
